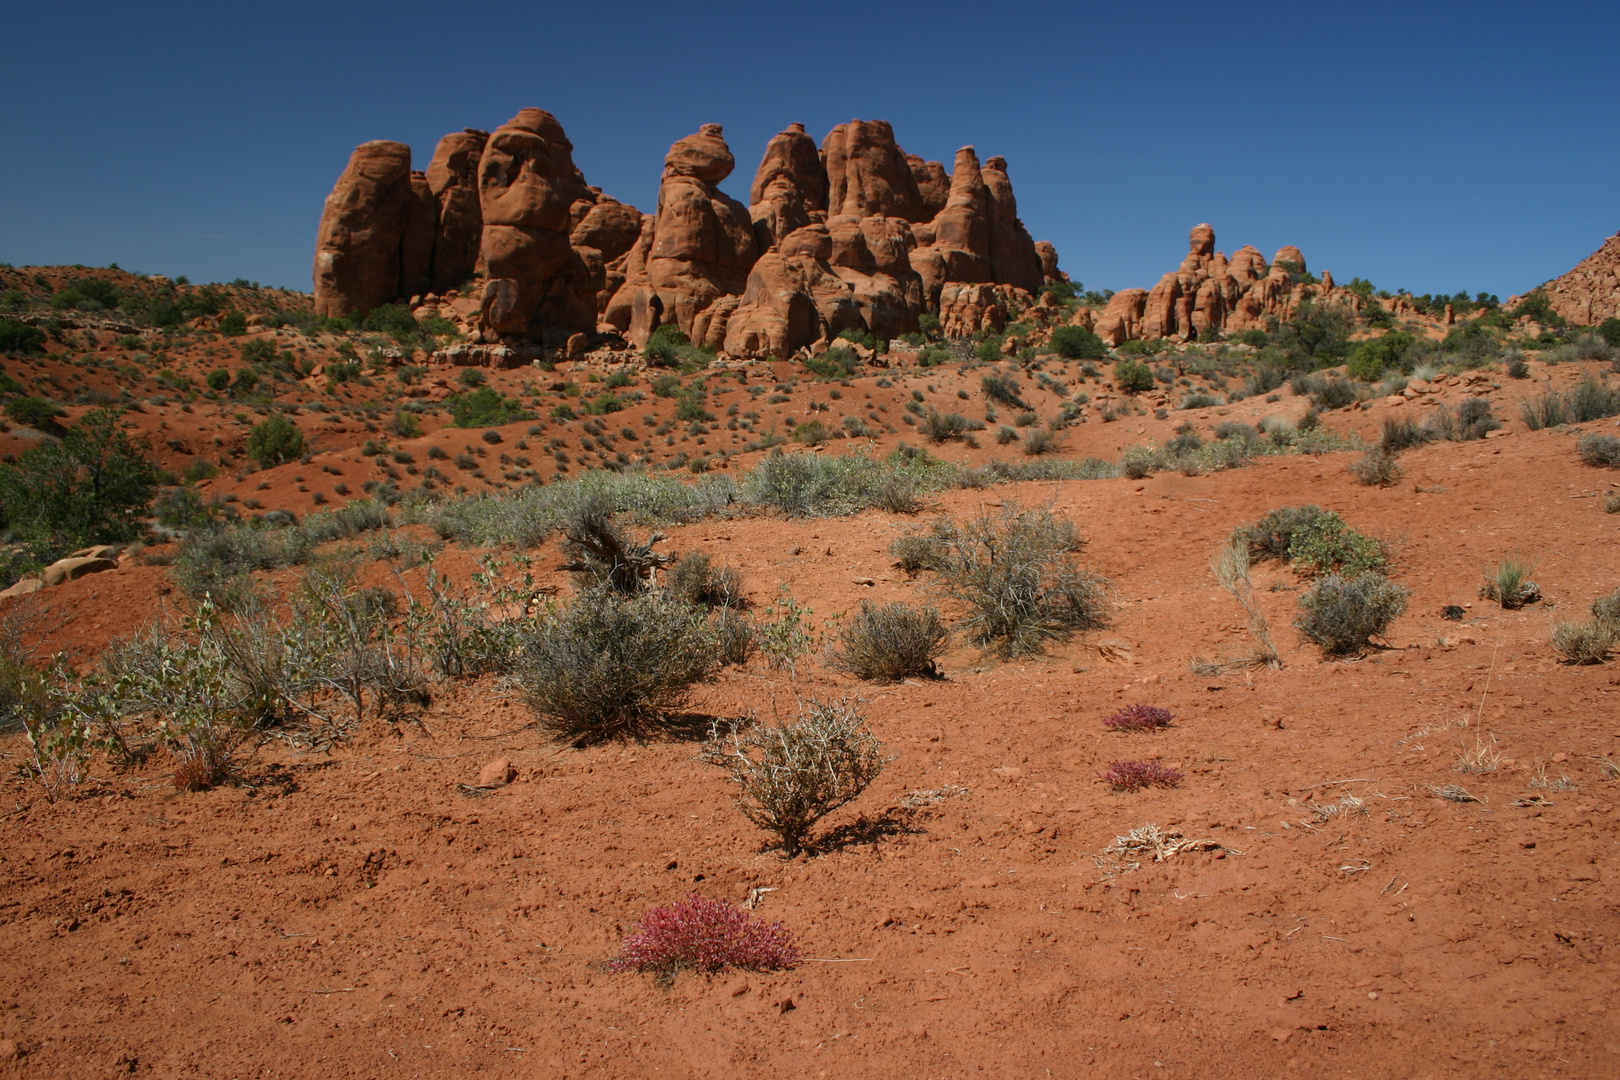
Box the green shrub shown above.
[240,338,275,365]
[1290,372,1358,410]
[1049,325,1106,360]
[1346,331,1415,381]
[1592,587,1620,627]
[804,346,859,380]
[665,552,745,609]
[921,409,979,443]
[1022,428,1061,456]
[1523,375,1620,430]
[0,408,157,557]
[1114,359,1154,394]
[980,373,1027,409]
[1295,573,1409,655]
[245,413,304,467]
[1480,554,1539,609]
[1287,512,1386,577]
[1598,317,1620,347]
[173,525,309,608]
[792,419,830,446]
[206,368,231,391]
[517,589,719,744]
[828,600,948,681]
[0,317,47,355]
[448,386,531,428]
[911,501,1106,658]
[1347,447,1403,487]
[703,696,890,856]
[3,396,62,428]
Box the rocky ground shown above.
[3,272,1620,1078]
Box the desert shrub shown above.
[889,526,950,576]
[172,525,310,608]
[1432,397,1501,441]
[245,413,304,467]
[1479,553,1539,609]
[1114,358,1154,394]
[1271,301,1352,366]
[1593,587,1620,627]
[1022,427,1061,456]
[1119,445,1157,479]
[1380,416,1435,452]
[0,317,47,355]
[1295,573,1410,655]
[791,419,829,446]
[981,373,1028,409]
[1287,511,1386,577]
[1505,352,1530,378]
[703,696,890,856]
[0,408,158,559]
[1577,432,1620,467]
[1290,372,1357,410]
[448,386,531,428]
[1049,325,1106,360]
[609,893,800,978]
[1236,505,1329,561]
[804,345,860,380]
[916,501,1106,658]
[558,498,674,595]
[828,600,947,681]
[644,323,710,368]
[921,409,980,443]
[409,555,539,679]
[1571,333,1615,363]
[754,588,821,677]
[1103,704,1173,732]
[1100,759,1182,792]
[1346,331,1415,381]
[1347,446,1403,487]
[298,498,390,544]
[3,395,62,429]
[1523,374,1620,430]
[712,607,756,666]
[1551,620,1616,664]
[516,588,718,744]
[664,552,745,609]
[996,424,1019,445]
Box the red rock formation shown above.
[400,171,437,302]
[748,123,827,249]
[981,156,1043,294]
[1035,241,1062,284]
[312,140,415,318]
[425,129,489,294]
[723,224,863,358]
[607,124,758,349]
[822,120,926,222]
[475,108,601,342]
[908,155,949,220]
[1540,228,1620,325]
[1095,224,1360,345]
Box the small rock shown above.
[42,556,118,587]
[477,758,517,787]
[0,1039,16,1061]
[0,577,45,599]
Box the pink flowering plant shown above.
[1103,704,1174,732]
[610,893,802,979]
[1101,759,1183,792]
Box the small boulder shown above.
[42,556,118,587]
[477,758,517,787]
[0,577,45,599]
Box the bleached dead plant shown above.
[1198,537,1280,672]
[703,696,893,856]
[1456,736,1506,773]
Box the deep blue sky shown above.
[3,1,1616,300]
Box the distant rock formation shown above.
[1539,228,1620,325]
[313,111,1061,355]
[1093,224,1362,345]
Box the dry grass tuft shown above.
[1429,783,1481,803]
[1455,737,1506,773]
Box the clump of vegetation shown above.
[609,894,800,979]
[245,413,304,467]
[981,373,1028,409]
[1479,554,1539,609]
[1290,372,1358,410]
[448,386,532,429]
[1521,374,1620,430]
[516,589,718,744]
[0,408,158,565]
[1577,433,1620,468]
[1347,446,1403,487]
[703,696,891,856]
[1551,620,1615,664]
[1204,537,1280,670]
[1270,510,1387,577]
[1295,573,1410,655]
[664,552,745,609]
[898,501,1107,658]
[1114,358,1154,394]
[828,600,948,682]
[1048,325,1106,360]
[1100,759,1182,792]
[1103,704,1173,732]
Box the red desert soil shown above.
[5,402,1620,1078]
